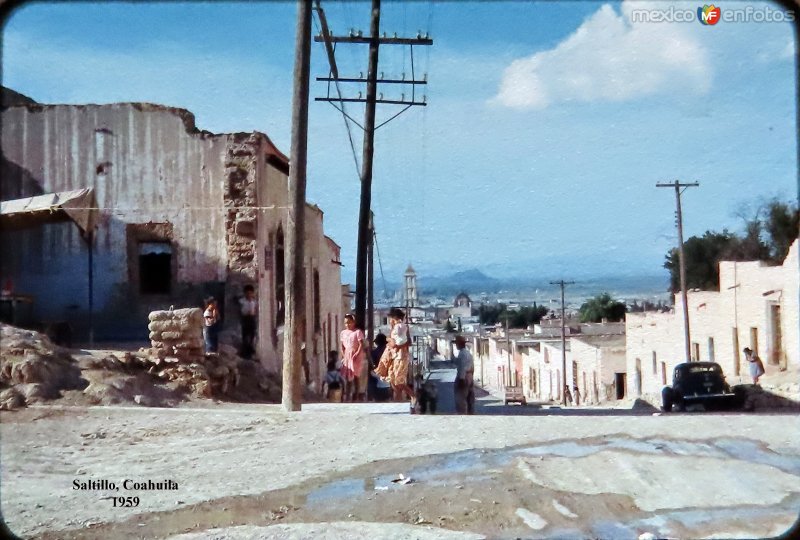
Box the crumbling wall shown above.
[0,103,230,339]
[222,133,260,331]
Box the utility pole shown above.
[550,279,575,406]
[505,317,512,386]
[657,180,699,363]
[313,3,432,332]
[282,0,312,412]
[354,0,381,334]
[367,211,375,346]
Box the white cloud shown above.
[490,2,711,109]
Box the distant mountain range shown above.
[373,267,670,300]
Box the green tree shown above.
[664,230,741,293]
[578,293,626,323]
[477,303,549,328]
[663,198,798,293]
[443,319,456,333]
[764,199,799,263]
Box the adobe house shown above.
[626,241,799,403]
[0,88,344,380]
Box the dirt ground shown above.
[2,401,799,539]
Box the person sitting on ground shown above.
[414,373,438,414]
[322,352,344,403]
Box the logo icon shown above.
[698,4,721,25]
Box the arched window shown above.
[275,226,285,327]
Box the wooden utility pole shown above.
[505,317,512,386]
[313,3,432,333]
[354,0,382,332]
[657,181,699,363]
[367,211,375,345]
[282,0,312,412]
[550,279,575,406]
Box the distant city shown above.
[371,267,671,310]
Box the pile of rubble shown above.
[140,307,274,399]
[0,311,282,410]
[0,323,87,410]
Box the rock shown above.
[133,394,153,406]
[15,382,53,403]
[0,387,25,410]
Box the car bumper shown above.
[682,393,737,401]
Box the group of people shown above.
[202,285,258,358]
[200,289,481,413]
[323,308,417,409]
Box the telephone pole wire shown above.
[550,279,575,406]
[656,180,699,363]
[313,2,432,332]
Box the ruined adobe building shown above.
[1,91,346,380]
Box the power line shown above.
[373,223,388,299]
[313,1,362,178]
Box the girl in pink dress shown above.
[340,314,366,402]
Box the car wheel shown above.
[661,387,673,412]
[733,386,747,410]
[674,396,686,412]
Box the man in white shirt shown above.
[452,335,475,414]
[239,284,258,359]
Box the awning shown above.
[0,188,99,235]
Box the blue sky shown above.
[2,1,797,284]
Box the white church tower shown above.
[404,264,418,308]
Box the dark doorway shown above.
[615,372,626,400]
[770,304,783,367]
[139,241,172,294]
[275,227,285,326]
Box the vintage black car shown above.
[661,362,744,412]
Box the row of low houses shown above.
[432,320,628,406]
[0,88,347,386]
[432,240,798,406]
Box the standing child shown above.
[203,297,220,353]
[340,314,366,402]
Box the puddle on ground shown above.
[305,479,366,505]
[714,437,800,475]
[306,435,800,508]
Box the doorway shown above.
[770,304,783,367]
[615,373,626,400]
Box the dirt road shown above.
[2,398,799,539]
